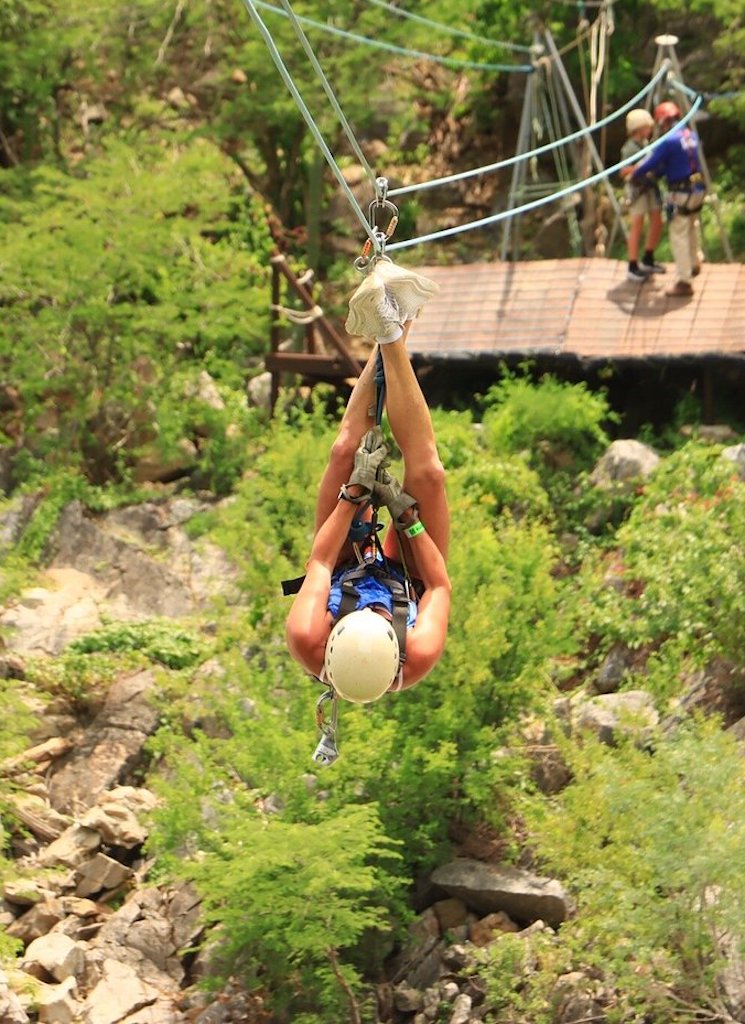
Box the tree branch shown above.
[326,947,361,1024]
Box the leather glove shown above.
[346,428,389,496]
[374,468,418,527]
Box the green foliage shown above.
[575,443,745,673]
[0,142,272,487]
[70,620,208,670]
[481,370,614,470]
[23,650,126,709]
[521,720,745,1020]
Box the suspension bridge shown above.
[243,1,743,401]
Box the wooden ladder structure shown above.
[265,253,363,410]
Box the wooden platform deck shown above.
[405,258,745,363]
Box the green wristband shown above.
[404,520,425,539]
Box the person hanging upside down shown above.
[285,262,451,701]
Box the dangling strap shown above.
[333,562,409,665]
[374,347,386,427]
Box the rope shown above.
[386,96,703,252]
[238,0,379,249]
[277,0,376,188]
[360,0,532,54]
[387,62,670,199]
[271,303,324,324]
[253,0,534,74]
[374,349,386,427]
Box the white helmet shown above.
[626,108,654,134]
[324,609,400,703]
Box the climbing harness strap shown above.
[334,561,410,665]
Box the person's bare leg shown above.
[627,215,642,263]
[647,209,663,251]
[314,348,379,534]
[379,324,449,561]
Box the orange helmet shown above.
[654,101,681,126]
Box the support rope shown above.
[277,0,376,188]
[360,0,532,54]
[387,61,670,199]
[254,0,533,73]
[239,0,379,249]
[386,97,703,252]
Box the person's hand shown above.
[347,428,389,495]
[374,468,418,526]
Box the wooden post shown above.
[270,260,281,412]
[270,253,362,379]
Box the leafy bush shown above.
[481,370,615,469]
[575,444,745,672]
[0,142,273,487]
[70,620,208,670]
[520,720,745,1021]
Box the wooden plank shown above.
[265,352,358,379]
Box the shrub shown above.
[520,720,745,1021]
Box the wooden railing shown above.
[266,253,363,410]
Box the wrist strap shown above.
[403,520,425,539]
[338,484,369,506]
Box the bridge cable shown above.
[359,0,532,53]
[386,96,703,252]
[238,0,380,249]
[253,0,534,73]
[387,61,670,199]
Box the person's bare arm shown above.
[397,523,451,688]
[286,495,362,675]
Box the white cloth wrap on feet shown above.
[345,260,440,343]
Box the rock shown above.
[37,976,79,1024]
[6,898,65,943]
[448,992,472,1024]
[49,674,158,813]
[79,787,157,848]
[594,643,635,694]
[394,983,424,1012]
[76,853,133,897]
[0,493,42,549]
[120,999,185,1022]
[431,859,570,928]
[184,371,225,413]
[3,878,58,907]
[22,932,85,982]
[590,440,660,487]
[247,372,272,412]
[81,959,160,1024]
[38,825,102,869]
[0,967,30,1023]
[433,897,468,932]
[468,910,519,946]
[722,444,745,480]
[573,690,659,745]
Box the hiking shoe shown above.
[375,259,440,322]
[665,281,693,297]
[345,268,403,342]
[642,259,666,274]
[627,265,648,283]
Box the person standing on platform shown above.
[631,101,706,297]
[620,108,665,283]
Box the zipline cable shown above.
[253,0,534,73]
[386,96,703,252]
[239,0,379,248]
[360,0,532,54]
[276,0,376,187]
[388,61,670,198]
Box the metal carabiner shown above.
[312,689,340,766]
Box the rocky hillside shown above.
[3,427,745,1024]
